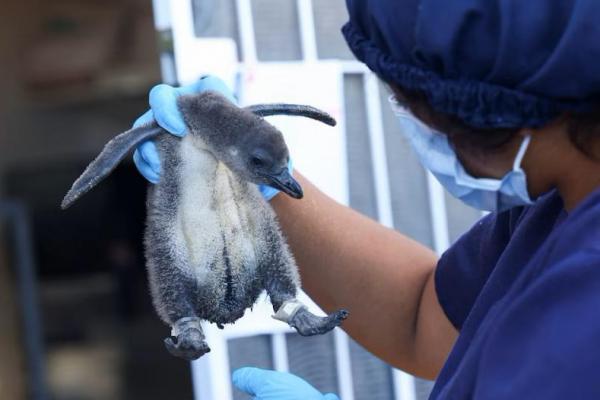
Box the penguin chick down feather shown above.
[61,91,348,360]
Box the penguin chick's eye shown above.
[251,156,265,167]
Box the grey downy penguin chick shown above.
[62,91,348,360]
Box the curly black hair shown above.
[390,85,600,160]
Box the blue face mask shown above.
[389,96,534,212]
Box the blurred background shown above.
[0,0,482,399]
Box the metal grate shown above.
[312,0,354,60]
[287,333,339,395]
[192,0,242,60]
[228,335,274,400]
[349,339,395,400]
[379,82,435,248]
[414,378,436,400]
[192,0,240,40]
[344,73,378,220]
[444,191,482,244]
[251,0,303,61]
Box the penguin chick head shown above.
[178,91,303,199]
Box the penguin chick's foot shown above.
[272,300,349,336]
[165,317,211,360]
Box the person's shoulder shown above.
[531,189,600,295]
[510,188,600,304]
[495,188,600,329]
[567,186,600,223]
[555,187,600,254]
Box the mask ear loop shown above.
[388,95,410,116]
[512,134,532,171]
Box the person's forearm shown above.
[271,172,443,374]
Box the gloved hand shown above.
[132,75,291,201]
[232,367,339,400]
[132,75,235,184]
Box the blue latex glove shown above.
[132,76,289,200]
[232,367,340,400]
[132,75,235,184]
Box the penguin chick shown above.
[61,91,348,360]
[179,91,302,198]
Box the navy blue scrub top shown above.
[431,188,600,399]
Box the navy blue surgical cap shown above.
[342,0,600,129]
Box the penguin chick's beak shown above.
[264,169,303,199]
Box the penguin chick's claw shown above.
[165,317,211,361]
[289,308,349,336]
[164,333,210,361]
[273,300,349,336]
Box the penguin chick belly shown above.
[211,163,263,319]
[176,136,221,274]
[176,138,260,322]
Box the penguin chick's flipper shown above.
[164,317,211,361]
[244,104,337,127]
[273,300,349,336]
[61,124,164,209]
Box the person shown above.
[132,0,600,398]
